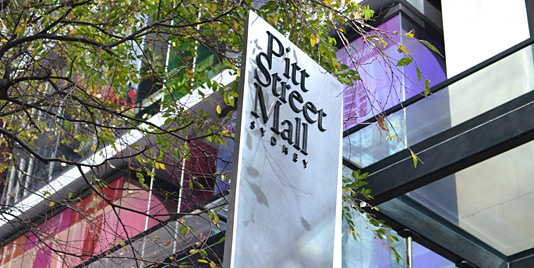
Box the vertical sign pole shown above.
[224,11,344,268]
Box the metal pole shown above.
[173,158,187,255]
[140,167,155,268]
[405,235,413,268]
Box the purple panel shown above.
[338,14,447,131]
[413,241,455,268]
[338,15,403,130]
[401,22,446,99]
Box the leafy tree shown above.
[0,0,433,266]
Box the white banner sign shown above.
[224,11,344,267]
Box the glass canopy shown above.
[407,140,534,255]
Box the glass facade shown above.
[340,14,446,167]
[407,140,534,255]
[5,0,534,267]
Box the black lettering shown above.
[301,122,308,155]
[302,159,308,169]
[288,91,303,113]
[281,120,294,144]
[279,82,290,103]
[303,102,318,123]
[291,63,301,86]
[270,101,281,135]
[283,58,291,79]
[271,73,282,97]
[254,53,271,87]
[250,121,255,130]
[293,153,298,162]
[251,83,281,133]
[293,117,301,151]
[267,31,284,63]
[300,69,310,92]
[282,145,288,155]
[260,127,266,137]
[271,136,277,146]
[318,109,327,132]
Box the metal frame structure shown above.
[341,1,534,266]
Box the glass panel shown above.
[442,0,529,77]
[406,140,534,255]
[342,216,405,268]
[338,14,446,132]
[345,44,534,167]
[413,241,455,268]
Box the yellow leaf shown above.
[34,61,39,68]
[49,201,55,207]
[159,162,165,170]
[233,20,238,30]
[266,15,278,26]
[73,149,80,153]
[397,45,410,56]
[216,105,222,114]
[310,33,317,47]
[353,11,362,21]
[272,15,279,26]
[410,150,418,168]
[214,214,220,228]
[210,261,217,268]
[405,29,415,38]
[189,249,198,254]
[91,144,96,151]
[198,259,208,264]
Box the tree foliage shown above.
[0,0,431,266]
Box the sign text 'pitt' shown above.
[250,31,329,169]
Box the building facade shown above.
[1,0,534,267]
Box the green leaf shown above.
[420,40,444,58]
[376,228,386,239]
[416,67,422,82]
[396,57,412,66]
[68,192,73,199]
[424,78,430,96]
